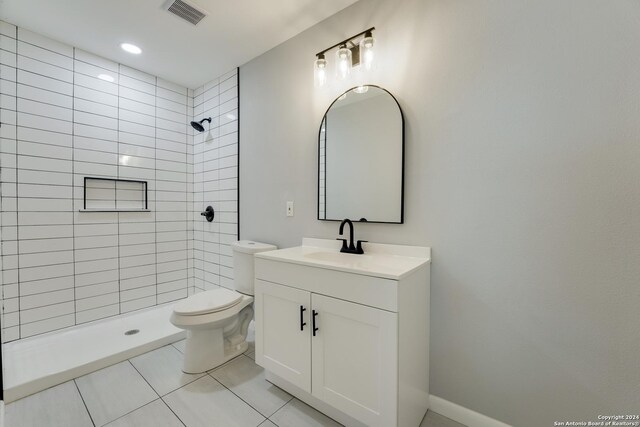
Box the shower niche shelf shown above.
[79,177,150,212]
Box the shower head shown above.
[190,117,212,132]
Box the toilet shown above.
[170,240,276,373]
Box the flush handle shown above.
[200,205,215,222]
[312,310,319,336]
[300,305,307,331]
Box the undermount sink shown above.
[303,250,364,263]
[303,250,417,273]
[255,238,430,280]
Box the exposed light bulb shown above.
[336,45,352,80]
[359,32,375,71]
[314,54,327,87]
[313,29,377,87]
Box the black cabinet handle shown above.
[312,310,319,336]
[300,305,307,331]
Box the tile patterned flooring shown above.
[5,326,465,427]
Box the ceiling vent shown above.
[164,0,209,26]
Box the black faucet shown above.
[337,219,367,254]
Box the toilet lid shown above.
[174,288,243,316]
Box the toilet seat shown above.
[174,288,243,316]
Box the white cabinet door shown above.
[255,279,312,392]
[311,294,398,427]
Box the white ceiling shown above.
[1,0,359,89]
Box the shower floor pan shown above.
[3,304,185,403]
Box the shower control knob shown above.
[201,206,215,222]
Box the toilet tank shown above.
[232,241,277,295]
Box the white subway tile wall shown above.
[1,21,20,342]
[0,21,238,342]
[192,70,239,292]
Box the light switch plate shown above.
[286,201,294,217]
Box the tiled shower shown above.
[0,21,238,343]
[192,72,239,293]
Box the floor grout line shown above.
[171,340,184,353]
[126,359,161,399]
[267,396,294,423]
[73,378,96,427]
[159,394,188,427]
[206,353,292,421]
[118,359,194,426]
[7,342,361,427]
[205,372,268,423]
[128,345,204,396]
[98,397,162,427]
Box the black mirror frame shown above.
[317,85,405,224]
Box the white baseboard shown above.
[429,395,511,427]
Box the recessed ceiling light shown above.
[97,74,115,82]
[121,43,142,54]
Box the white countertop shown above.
[255,238,431,280]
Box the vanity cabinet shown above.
[255,280,311,391]
[309,293,398,425]
[255,280,397,426]
[254,239,431,427]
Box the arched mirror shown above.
[318,85,404,223]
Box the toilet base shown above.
[181,304,253,373]
[183,335,248,374]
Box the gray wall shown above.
[239,0,640,425]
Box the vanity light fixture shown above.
[336,44,352,80]
[314,53,327,87]
[313,27,376,87]
[359,31,375,71]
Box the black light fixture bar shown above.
[316,26,375,57]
